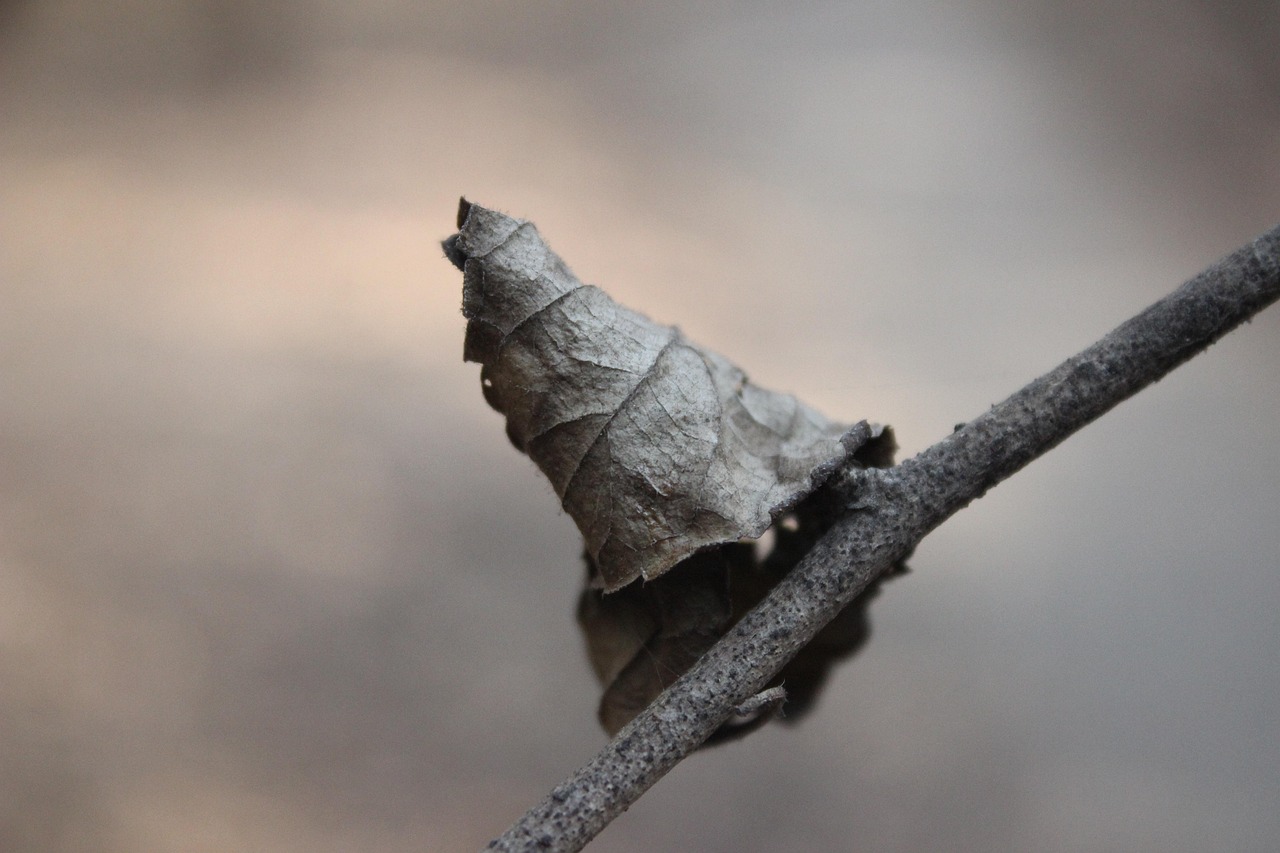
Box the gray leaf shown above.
[444,199,868,591]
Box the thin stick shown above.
[488,225,1280,852]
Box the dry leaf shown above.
[578,427,904,743]
[444,198,869,591]
[577,546,740,737]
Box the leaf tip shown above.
[442,198,478,271]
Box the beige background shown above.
[2,2,1279,851]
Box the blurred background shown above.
[2,2,1279,851]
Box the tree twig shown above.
[488,224,1280,852]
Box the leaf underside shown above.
[578,426,903,743]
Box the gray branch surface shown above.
[488,224,1280,852]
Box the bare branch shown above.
[488,224,1280,852]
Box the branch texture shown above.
[489,224,1280,852]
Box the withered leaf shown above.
[444,198,869,591]
[577,547,739,737]
[579,426,905,744]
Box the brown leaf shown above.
[444,198,869,591]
